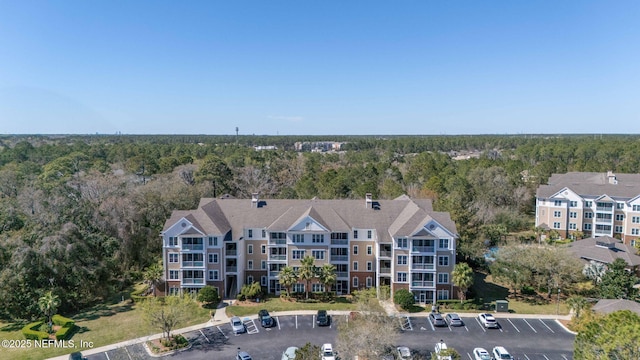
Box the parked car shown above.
[237,351,253,360]
[68,352,87,360]
[321,343,336,360]
[396,346,413,360]
[317,309,330,326]
[434,341,453,360]
[258,309,275,328]
[478,313,499,328]
[282,346,299,360]
[472,347,491,360]
[492,346,514,360]
[429,312,446,327]
[445,313,463,327]
[230,316,246,334]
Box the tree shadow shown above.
[472,272,509,303]
[1,322,27,332]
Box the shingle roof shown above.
[536,172,640,199]
[592,299,640,316]
[162,196,457,242]
[566,236,640,267]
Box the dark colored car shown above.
[317,309,330,326]
[68,352,87,360]
[445,313,463,327]
[258,309,275,327]
[429,312,446,327]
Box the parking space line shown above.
[474,317,486,332]
[428,318,435,331]
[542,355,550,360]
[561,355,569,360]
[312,315,315,328]
[105,352,110,360]
[507,318,520,332]
[404,315,413,331]
[539,319,555,333]
[522,319,537,333]
[217,325,228,339]
[296,315,298,329]
[466,352,472,360]
[199,329,210,343]
[276,316,281,330]
[523,354,530,360]
[124,346,133,360]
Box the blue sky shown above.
[1,1,638,135]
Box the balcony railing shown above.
[379,267,391,274]
[379,250,392,257]
[411,246,435,253]
[225,266,237,272]
[596,206,613,211]
[411,263,435,270]
[182,278,204,285]
[336,271,348,278]
[269,271,280,277]
[411,280,434,288]
[269,239,287,245]
[182,244,204,251]
[225,249,237,256]
[330,239,348,245]
[181,261,204,267]
[330,255,349,262]
[269,255,287,261]
[594,229,611,235]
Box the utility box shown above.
[495,300,509,313]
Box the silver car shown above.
[230,316,246,334]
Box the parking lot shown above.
[84,313,574,360]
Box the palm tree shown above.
[451,262,474,302]
[278,266,298,297]
[143,260,164,297]
[38,291,60,329]
[318,263,337,295]
[566,295,589,319]
[298,255,317,299]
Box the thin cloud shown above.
[267,115,304,122]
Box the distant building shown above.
[535,171,640,245]
[254,145,278,151]
[161,194,458,303]
[566,235,640,275]
[294,141,345,152]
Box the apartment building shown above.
[536,171,640,245]
[161,194,458,304]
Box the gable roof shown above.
[566,236,640,267]
[537,172,640,199]
[592,299,640,316]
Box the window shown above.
[438,239,449,249]
[554,211,562,217]
[615,225,623,233]
[261,276,267,286]
[633,216,640,224]
[554,200,562,206]
[261,260,266,270]
[569,223,577,230]
[437,290,449,300]
[353,230,358,239]
[617,202,625,209]
[367,261,372,271]
[208,253,218,263]
[367,245,372,255]
[397,272,407,282]
[247,275,254,284]
[396,238,408,249]
[570,212,577,218]
[570,201,578,207]
[352,277,359,288]
[247,260,253,270]
[438,256,449,266]
[585,212,593,219]
[353,246,359,255]
[169,253,179,263]
[312,234,324,243]
[397,255,407,265]
[248,244,253,254]
[292,250,306,259]
[616,214,625,221]
[585,201,593,207]
[353,262,358,271]
[169,270,179,280]
[293,234,304,243]
[169,237,178,246]
[312,250,325,260]
[293,283,305,293]
[367,230,372,239]
[553,222,561,229]
[632,240,637,247]
[632,229,640,235]
[584,223,592,230]
[312,283,324,292]
[366,277,372,287]
[208,237,218,247]
[634,205,640,211]
[437,273,449,284]
[208,270,219,281]
[262,229,267,238]
[261,245,266,254]
[248,229,253,238]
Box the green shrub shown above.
[379,285,391,301]
[22,321,49,340]
[394,289,415,310]
[52,314,75,327]
[55,324,76,340]
[197,285,220,307]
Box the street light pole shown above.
[556,288,561,315]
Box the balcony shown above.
[330,255,348,262]
[411,263,435,270]
[336,271,348,278]
[225,249,237,256]
[181,261,204,267]
[182,244,204,251]
[269,239,286,245]
[411,246,435,253]
[269,255,287,261]
[182,278,204,285]
[596,206,613,212]
[269,271,280,278]
[379,250,392,257]
[411,280,434,288]
[594,229,612,235]
[379,267,391,274]
[330,239,348,245]
[225,266,237,272]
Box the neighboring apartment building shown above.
[161,194,458,304]
[536,171,640,245]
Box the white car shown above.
[397,346,412,360]
[434,341,453,360]
[230,316,246,334]
[321,343,336,360]
[492,346,514,360]
[472,347,491,360]
[477,313,499,328]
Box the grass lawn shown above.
[0,296,210,360]
[226,296,360,317]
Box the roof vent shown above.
[365,193,373,208]
[251,193,259,208]
[607,171,618,185]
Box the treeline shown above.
[0,134,639,320]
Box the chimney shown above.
[365,193,373,208]
[607,171,617,185]
[251,193,259,208]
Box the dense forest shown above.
[1,134,640,321]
